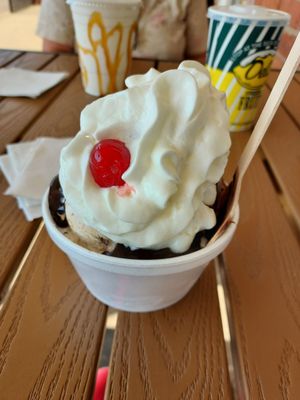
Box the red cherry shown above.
[89,139,131,188]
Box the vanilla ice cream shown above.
[59,60,231,253]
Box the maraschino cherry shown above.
[89,139,131,188]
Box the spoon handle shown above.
[231,32,300,214]
[237,32,300,180]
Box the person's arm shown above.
[185,0,208,62]
[43,39,73,53]
[36,0,75,53]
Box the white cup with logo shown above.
[68,0,141,96]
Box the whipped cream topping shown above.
[59,61,231,252]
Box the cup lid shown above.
[208,5,290,25]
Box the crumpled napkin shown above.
[0,67,69,98]
[0,137,71,221]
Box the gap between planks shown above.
[215,254,249,400]
[0,220,44,311]
[0,50,23,67]
[262,157,300,245]
[254,129,300,244]
[216,130,300,399]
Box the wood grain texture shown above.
[267,71,300,128]
[0,53,78,295]
[0,54,58,289]
[0,229,107,400]
[2,51,55,71]
[0,50,22,67]
[259,80,300,228]
[224,137,300,399]
[107,265,232,400]
[0,176,40,290]
[0,53,79,153]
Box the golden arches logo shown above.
[77,11,137,95]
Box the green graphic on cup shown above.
[206,5,290,131]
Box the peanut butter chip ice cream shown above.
[59,61,231,253]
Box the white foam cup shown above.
[68,0,141,96]
[42,190,239,312]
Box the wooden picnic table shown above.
[0,49,299,400]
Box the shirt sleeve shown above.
[185,0,208,57]
[36,0,75,47]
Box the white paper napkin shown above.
[0,137,71,221]
[0,68,69,98]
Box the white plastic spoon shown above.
[209,32,300,244]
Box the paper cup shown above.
[68,0,141,96]
[42,190,239,312]
[206,5,290,132]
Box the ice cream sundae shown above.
[51,60,231,258]
[43,60,235,311]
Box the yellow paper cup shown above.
[206,5,290,131]
[68,0,141,96]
